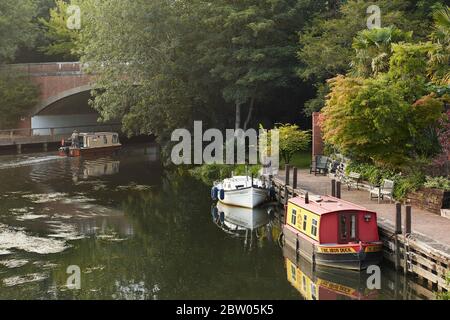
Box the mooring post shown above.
[405,206,412,236]
[331,179,336,197]
[16,144,22,154]
[394,203,402,271]
[285,165,291,186]
[43,142,48,152]
[284,186,289,205]
[292,167,298,191]
[336,181,341,199]
[403,205,412,274]
[395,203,402,234]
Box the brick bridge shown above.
[0,62,121,152]
[10,62,95,130]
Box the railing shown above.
[0,123,121,145]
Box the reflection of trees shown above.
[119,172,297,299]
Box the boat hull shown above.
[282,224,383,271]
[219,187,268,208]
[59,145,121,157]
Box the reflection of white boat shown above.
[216,202,270,230]
[82,159,120,178]
[212,176,269,208]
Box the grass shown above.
[279,150,312,169]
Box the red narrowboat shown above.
[282,194,383,271]
[59,132,121,157]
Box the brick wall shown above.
[312,112,324,158]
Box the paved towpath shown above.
[277,169,450,256]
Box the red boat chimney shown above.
[305,192,309,204]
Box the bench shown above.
[343,172,362,190]
[310,155,330,176]
[370,179,395,203]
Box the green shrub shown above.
[189,164,261,185]
[392,173,425,201]
[424,176,450,191]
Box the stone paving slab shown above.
[277,169,450,256]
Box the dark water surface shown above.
[0,144,433,299]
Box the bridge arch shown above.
[32,84,94,116]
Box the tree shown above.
[196,0,327,130]
[0,71,39,129]
[39,0,82,60]
[277,124,310,164]
[297,0,448,114]
[428,6,450,85]
[350,27,412,77]
[0,0,37,63]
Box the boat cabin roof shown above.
[289,195,369,215]
[78,132,118,137]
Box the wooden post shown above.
[285,165,290,186]
[292,167,298,190]
[395,203,402,234]
[284,186,289,205]
[336,181,341,199]
[16,144,22,154]
[405,206,412,236]
[331,179,336,197]
[394,203,402,271]
[43,143,48,152]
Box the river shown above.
[0,144,434,299]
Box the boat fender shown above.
[211,206,218,220]
[211,187,219,200]
[269,186,276,200]
[219,189,225,201]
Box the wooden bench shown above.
[343,172,362,190]
[370,179,395,203]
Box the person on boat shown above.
[71,130,80,148]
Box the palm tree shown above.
[429,6,450,85]
[350,27,412,77]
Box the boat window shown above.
[291,209,297,226]
[311,219,318,237]
[350,214,357,240]
[302,276,307,292]
[340,215,347,241]
[112,134,118,144]
[291,265,296,281]
[303,215,308,231]
[311,283,317,300]
[103,135,108,144]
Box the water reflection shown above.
[0,144,439,299]
[283,246,378,300]
[212,202,281,251]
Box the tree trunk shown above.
[235,101,242,130]
[243,97,255,130]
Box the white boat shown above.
[211,175,269,208]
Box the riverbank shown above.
[273,169,450,292]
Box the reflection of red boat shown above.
[283,194,383,271]
[283,246,379,300]
[59,132,122,157]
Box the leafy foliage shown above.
[0,0,37,63]
[424,176,450,190]
[0,71,39,129]
[39,0,81,59]
[277,123,311,164]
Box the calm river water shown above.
[0,144,434,299]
